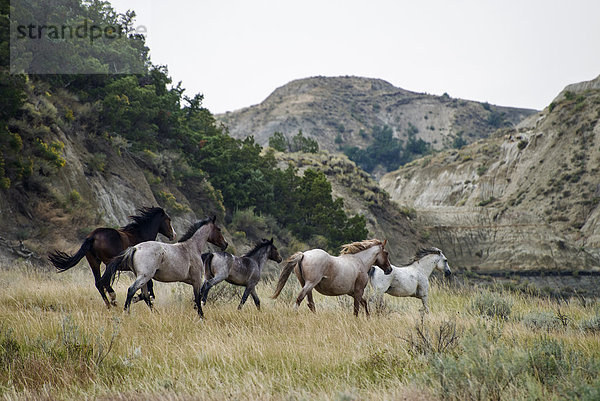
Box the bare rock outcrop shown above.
[381,83,600,271]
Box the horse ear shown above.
[270,237,274,243]
[211,215,216,223]
[382,239,388,248]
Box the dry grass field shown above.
[1,262,599,400]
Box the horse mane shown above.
[339,239,383,255]
[178,217,213,243]
[121,207,165,234]
[243,239,272,258]
[409,247,442,264]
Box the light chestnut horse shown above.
[369,247,451,313]
[271,239,392,316]
[99,216,228,318]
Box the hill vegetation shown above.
[343,124,431,174]
[0,0,372,257]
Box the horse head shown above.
[159,211,176,241]
[208,216,228,251]
[434,249,452,277]
[375,239,392,275]
[266,238,283,263]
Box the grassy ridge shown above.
[1,264,599,400]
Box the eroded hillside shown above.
[381,76,600,272]
[217,76,536,155]
[0,79,225,265]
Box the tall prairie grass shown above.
[1,263,599,400]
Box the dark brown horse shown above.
[48,206,176,308]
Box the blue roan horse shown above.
[200,238,282,310]
[98,216,228,318]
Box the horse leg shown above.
[250,288,261,311]
[101,270,118,307]
[417,284,430,314]
[352,275,369,317]
[102,265,117,307]
[200,273,227,306]
[352,295,361,316]
[355,288,369,317]
[360,297,369,317]
[88,254,111,308]
[147,279,155,300]
[140,283,153,311]
[295,270,316,312]
[420,295,430,314]
[306,290,316,313]
[132,280,154,305]
[238,286,253,310]
[295,281,318,310]
[193,282,204,319]
[107,286,117,307]
[124,275,151,313]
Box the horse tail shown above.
[201,252,214,275]
[98,247,136,289]
[271,252,303,299]
[49,237,94,272]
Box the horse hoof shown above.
[110,300,118,307]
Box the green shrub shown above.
[579,315,600,333]
[68,190,81,205]
[522,311,557,330]
[564,91,576,101]
[405,319,461,356]
[64,107,75,122]
[486,110,506,128]
[470,290,513,320]
[157,190,190,215]
[478,197,496,207]
[527,337,569,386]
[231,208,268,240]
[518,139,528,150]
[268,130,319,153]
[343,125,431,174]
[268,132,287,152]
[425,332,523,401]
[35,139,66,168]
[0,317,122,391]
[89,153,107,172]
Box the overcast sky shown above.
[109,0,600,114]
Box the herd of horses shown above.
[49,207,452,319]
